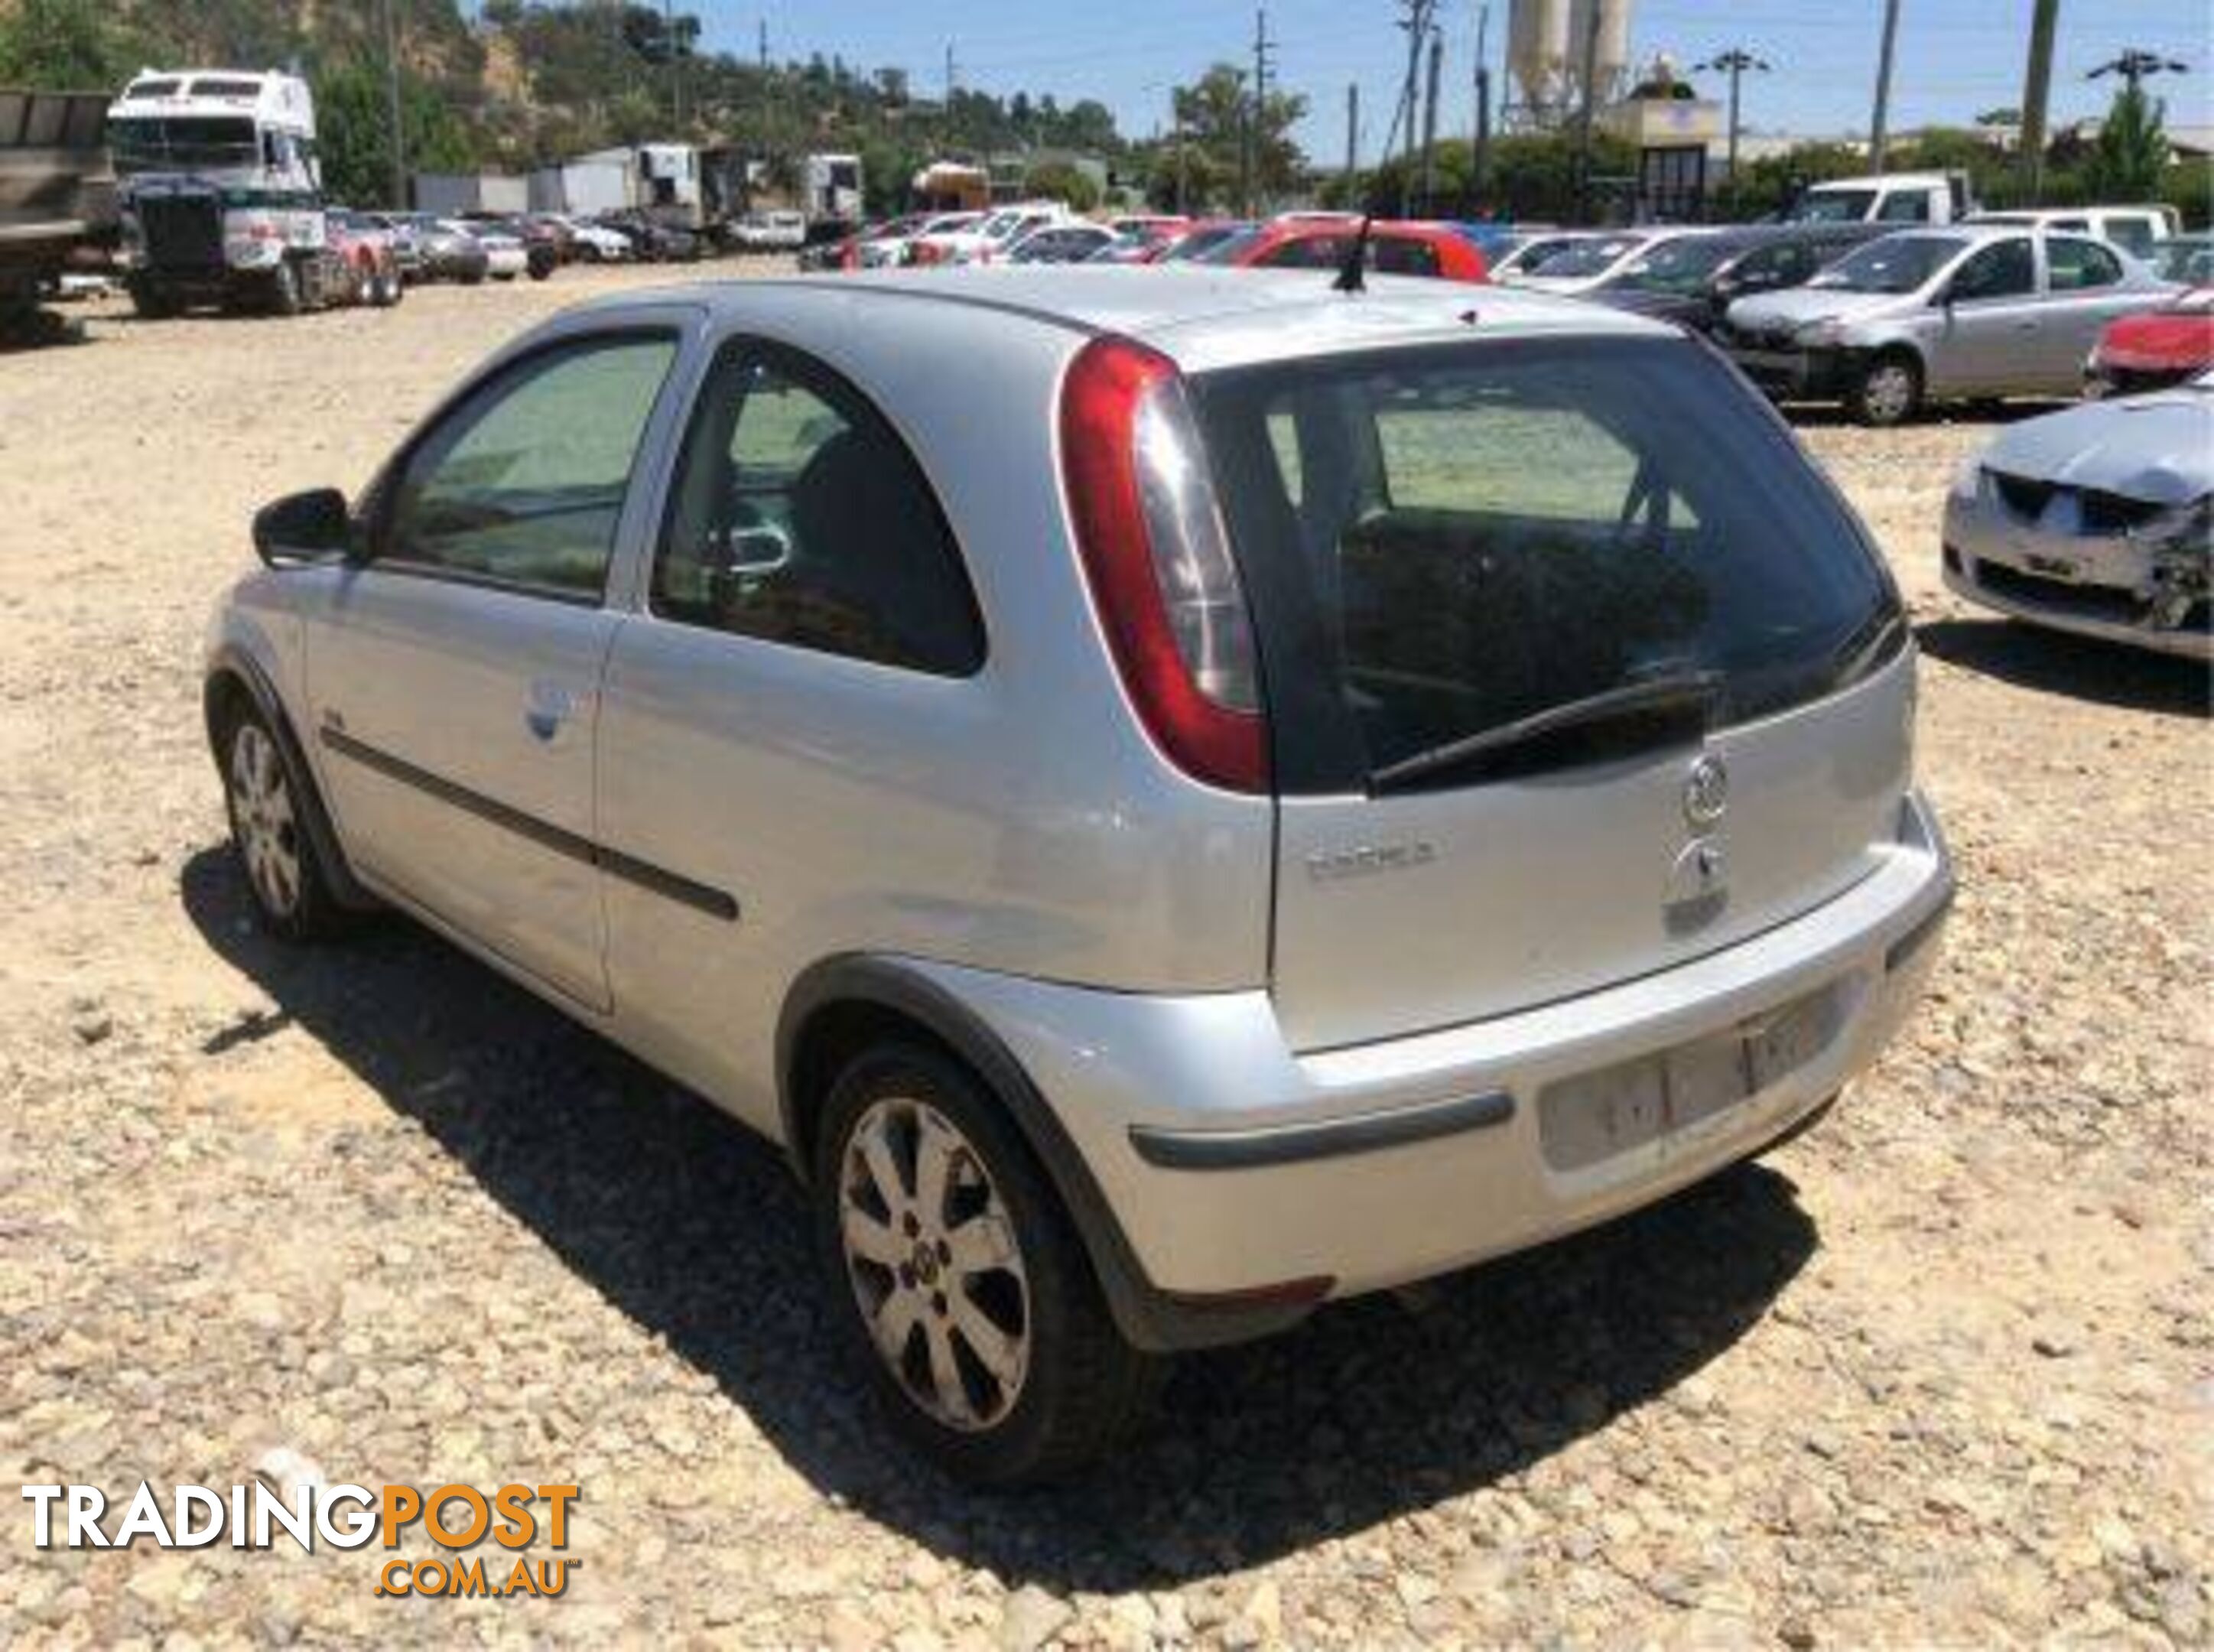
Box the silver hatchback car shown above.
[205,268,1953,1481]
[1723,226,2173,424]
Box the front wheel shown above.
[813,1046,1157,1485]
[220,707,346,939]
[265,260,303,317]
[1848,353,1922,427]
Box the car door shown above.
[2037,236,2138,387]
[1927,236,2038,395]
[594,336,989,1127]
[304,326,684,1010]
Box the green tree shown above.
[2086,83,2168,201]
[314,60,479,208]
[0,0,135,89]
[1022,158,1100,212]
[1169,63,1305,213]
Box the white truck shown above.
[107,67,346,317]
[801,151,863,234]
[1782,170,1976,227]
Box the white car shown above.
[919,203,1068,267]
[863,210,983,269]
[550,215,631,262]
[1507,229,1713,296]
[736,210,808,252]
[442,220,527,281]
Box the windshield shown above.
[110,115,258,175]
[1524,235,1647,279]
[1605,236,1749,294]
[1195,226,1270,265]
[1810,234,1963,293]
[1192,338,1897,786]
[1786,189,1878,223]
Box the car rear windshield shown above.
[1605,236,1754,293]
[1521,235,1647,278]
[1786,189,1877,223]
[1190,337,1901,794]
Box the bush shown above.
[1022,159,1100,213]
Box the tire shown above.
[217,701,346,941]
[812,1043,1158,1485]
[1848,352,1922,427]
[127,278,180,320]
[266,260,303,318]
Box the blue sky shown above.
[546,2,2212,157]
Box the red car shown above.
[1198,217,1490,282]
[324,210,404,308]
[2087,288,2214,395]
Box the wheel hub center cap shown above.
[910,1241,940,1286]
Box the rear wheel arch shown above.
[773,957,1322,1354]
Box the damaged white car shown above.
[1942,372,2212,659]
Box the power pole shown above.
[2020,0,2060,201]
[757,18,768,71]
[1393,0,1435,216]
[1419,29,1443,214]
[2088,48,2190,93]
[1572,0,1603,220]
[663,0,683,127]
[382,0,406,208]
[1472,3,1493,212]
[1344,82,1360,187]
[1869,0,1901,170]
[1247,8,1275,216]
[1695,48,1770,213]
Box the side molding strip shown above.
[318,725,740,922]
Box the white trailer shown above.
[413,171,528,218]
[528,157,633,218]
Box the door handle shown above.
[524,680,578,742]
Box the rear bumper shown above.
[914,790,1952,1344]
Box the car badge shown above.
[1683,753,1729,830]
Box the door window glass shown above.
[1947,239,2034,302]
[1372,236,1443,277]
[654,343,984,675]
[1876,190,1930,223]
[2050,236,2125,288]
[382,333,675,597]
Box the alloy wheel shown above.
[838,1096,1030,1432]
[1864,363,1916,424]
[228,723,301,919]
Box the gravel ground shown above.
[0,265,2208,1649]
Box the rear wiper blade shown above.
[1369,669,1723,793]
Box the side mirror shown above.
[252,487,350,567]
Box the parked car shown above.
[866,210,983,269]
[1198,218,1490,281]
[1487,229,1597,282]
[1006,222,1116,265]
[597,211,702,264]
[2152,233,2213,287]
[207,268,1949,1482]
[441,219,528,281]
[735,209,808,252]
[1149,220,1256,263]
[1721,226,2175,425]
[467,214,558,280]
[361,212,425,284]
[1941,372,2210,657]
[1090,218,1192,264]
[914,203,1066,267]
[542,213,632,263]
[409,216,489,285]
[324,210,404,308]
[1504,228,1709,295]
[1969,205,2180,262]
[1782,170,1975,226]
[1588,223,1882,333]
[2086,287,2214,396]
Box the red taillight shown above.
[1058,335,1268,794]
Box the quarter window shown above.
[2048,236,2125,290]
[1876,190,1930,223]
[380,333,676,597]
[654,343,984,675]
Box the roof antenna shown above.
[1333,212,1374,294]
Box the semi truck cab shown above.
[108,68,337,317]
